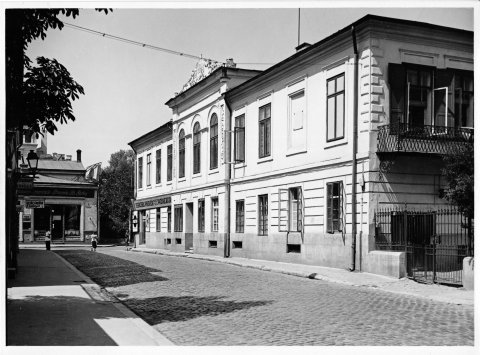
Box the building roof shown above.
[225,14,473,100]
[34,174,96,186]
[37,159,85,171]
[128,121,173,150]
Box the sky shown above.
[17,3,475,168]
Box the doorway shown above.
[185,202,194,250]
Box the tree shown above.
[6,8,109,133]
[442,143,474,219]
[99,150,135,239]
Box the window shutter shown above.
[326,183,333,233]
[388,64,406,133]
[298,188,303,235]
[278,189,289,232]
[339,182,344,232]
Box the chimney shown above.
[77,149,82,162]
[295,42,311,53]
[225,58,236,68]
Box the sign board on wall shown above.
[25,200,45,209]
[132,211,138,233]
[134,196,171,210]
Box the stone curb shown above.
[52,251,174,346]
[130,248,474,306]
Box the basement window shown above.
[287,244,301,253]
[166,238,172,245]
[175,238,182,245]
[208,240,218,248]
[232,241,243,249]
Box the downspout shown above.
[223,93,232,258]
[350,26,359,271]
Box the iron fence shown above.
[377,123,473,155]
[375,207,473,285]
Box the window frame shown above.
[258,194,269,236]
[234,114,245,162]
[155,149,161,184]
[210,114,218,170]
[156,208,161,232]
[167,206,172,232]
[174,205,183,232]
[138,157,143,189]
[326,181,343,234]
[146,153,152,186]
[211,197,219,232]
[258,103,271,158]
[178,129,185,179]
[235,200,245,233]
[167,144,173,181]
[326,73,345,142]
[198,199,205,233]
[193,122,201,174]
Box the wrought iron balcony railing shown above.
[377,123,473,156]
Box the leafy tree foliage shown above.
[442,143,474,219]
[99,150,135,239]
[6,8,109,133]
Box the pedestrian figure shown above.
[125,231,130,251]
[91,234,98,252]
[45,231,51,250]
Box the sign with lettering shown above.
[29,188,95,198]
[25,200,45,209]
[134,196,171,210]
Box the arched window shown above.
[193,122,201,174]
[178,129,185,178]
[210,113,218,169]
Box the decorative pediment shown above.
[178,58,236,94]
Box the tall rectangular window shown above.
[156,208,161,232]
[234,114,245,162]
[198,199,205,233]
[326,74,345,142]
[235,200,245,233]
[289,187,302,232]
[167,206,172,232]
[138,157,143,189]
[258,194,268,236]
[259,103,271,158]
[146,154,151,186]
[326,182,343,233]
[289,90,306,150]
[210,114,218,169]
[179,130,185,178]
[193,123,201,174]
[167,145,172,181]
[211,197,219,232]
[174,205,183,232]
[156,149,161,184]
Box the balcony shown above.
[377,123,473,157]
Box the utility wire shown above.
[64,22,279,67]
[63,22,221,64]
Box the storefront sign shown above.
[134,196,171,210]
[30,188,95,198]
[132,211,138,232]
[18,179,34,191]
[26,200,45,209]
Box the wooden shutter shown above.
[278,189,289,232]
[326,183,333,233]
[388,64,406,133]
[298,187,304,237]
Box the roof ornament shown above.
[179,58,236,94]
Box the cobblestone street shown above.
[55,248,474,346]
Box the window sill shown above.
[257,157,273,164]
[155,183,162,187]
[324,139,348,149]
[286,149,307,157]
[178,178,186,183]
[166,181,172,186]
[192,173,202,179]
[208,169,219,176]
[234,162,246,169]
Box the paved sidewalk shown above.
[6,248,173,346]
[132,247,474,306]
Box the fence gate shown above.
[376,209,473,286]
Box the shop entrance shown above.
[51,206,64,241]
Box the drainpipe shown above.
[350,26,359,271]
[223,93,232,258]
